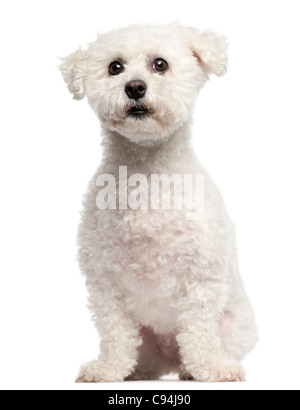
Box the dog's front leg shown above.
[76,285,142,383]
[176,284,245,382]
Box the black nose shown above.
[125,80,147,100]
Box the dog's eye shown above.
[153,58,168,73]
[109,61,124,76]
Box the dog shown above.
[60,23,257,382]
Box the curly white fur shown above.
[60,23,257,383]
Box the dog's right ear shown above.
[59,48,87,100]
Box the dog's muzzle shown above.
[124,80,152,119]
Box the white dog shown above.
[60,23,257,383]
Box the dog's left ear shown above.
[59,48,87,100]
[186,28,228,77]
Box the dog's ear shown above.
[187,29,228,77]
[59,48,87,100]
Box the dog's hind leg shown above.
[219,299,258,362]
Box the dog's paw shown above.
[210,364,245,382]
[190,360,245,383]
[76,360,124,383]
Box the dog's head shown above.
[60,24,227,143]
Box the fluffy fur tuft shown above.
[60,48,87,100]
[187,28,228,76]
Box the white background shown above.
[0,0,299,390]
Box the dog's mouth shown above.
[127,105,152,119]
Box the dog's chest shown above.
[106,208,202,277]
[101,208,203,331]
